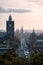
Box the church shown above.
[29,29,43,54]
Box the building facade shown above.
[29,30,43,53]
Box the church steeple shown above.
[32,29,35,35]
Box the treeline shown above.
[0,49,43,65]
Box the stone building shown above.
[29,29,43,53]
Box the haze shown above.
[0,0,43,31]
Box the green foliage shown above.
[2,49,18,61]
[2,60,12,65]
[0,49,43,65]
[0,58,5,65]
[11,57,29,65]
[29,53,43,65]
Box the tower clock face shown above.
[9,24,12,27]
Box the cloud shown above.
[0,7,7,13]
[26,0,39,2]
[25,0,43,7]
[0,7,32,13]
[26,0,43,5]
[8,8,32,13]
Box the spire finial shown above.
[9,14,12,21]
[32,29,36,35]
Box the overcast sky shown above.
[0,0,43,8]
[0,0,43,31]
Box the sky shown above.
[0,0,43,31]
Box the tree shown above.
[29,53,43,65]
[2,49,18,61]
[2,60,12,65]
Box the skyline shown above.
[0,0,43,30]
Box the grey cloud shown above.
[26,0,43,5]
[26,0,40,2]
[0,7,32,13]
[0,7,7,13]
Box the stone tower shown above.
[6,15,14,48]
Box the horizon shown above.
[1,29,43,34]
